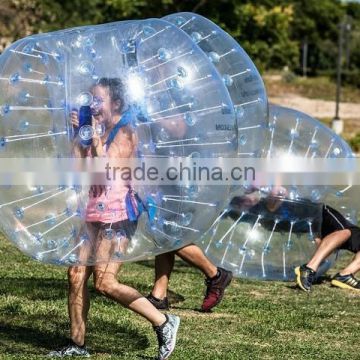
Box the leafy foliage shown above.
[0,0,360,83]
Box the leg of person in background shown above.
[306,230,351,272]
[339,251,360,275]
[148,244,233,312]
[295,229,351,292]
[177,245,233,312]
[148,252,176,310]
[177,245,218,279]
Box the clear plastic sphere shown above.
[201,105,354,280]
[0,18,241,265]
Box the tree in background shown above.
[287,0,345,75]
[0,0,359,83]
[217,2,299,71]
[0,0,44,51]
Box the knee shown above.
[93,275,115,296]
[340,229,352,239]
[68,267,89,288]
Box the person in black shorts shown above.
[295,204,360,292]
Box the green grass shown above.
[1,236,360,359]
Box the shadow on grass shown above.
[86,318,150,354]
[168,289,186,304]
[0,322,65,354]
[0,277,68,301]
[170,305,204,312]
[287,274,331,291]
[0,316,150,356]
[0,272,182,356]
[314,274,332,284]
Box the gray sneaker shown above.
[48,342,90,358]
[154,314,180,360]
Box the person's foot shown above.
[147,293,170,310]
[294,264,316,292]
[48,341,90,357]
[201,267,233,312]
[154,314,180,360]
[331,273,360,291]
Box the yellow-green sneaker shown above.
[294,264,316,292]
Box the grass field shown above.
[1,235,360,360]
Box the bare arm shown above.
[265,186,287,212]
[108,128,137,159]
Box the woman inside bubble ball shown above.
[49,78,180,360]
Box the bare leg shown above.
[176,244,217,278]
[340,251,360,275]
[307,229,351,272]
[68,266,93,346]
[67,221,100,346]
[93,262,166,326]
[151,245,217,300]
[151,252,175,299]
[314,237,322,248]
[91,224,166,326]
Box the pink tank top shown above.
[84,124,136,223]
[85,184,130,223]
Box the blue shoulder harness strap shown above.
[105,109,133,151]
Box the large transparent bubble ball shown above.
[200,105,354,280]
[0,18,244,266]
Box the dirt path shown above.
[269,94,360,119]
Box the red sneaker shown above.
[201,267,233,312]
